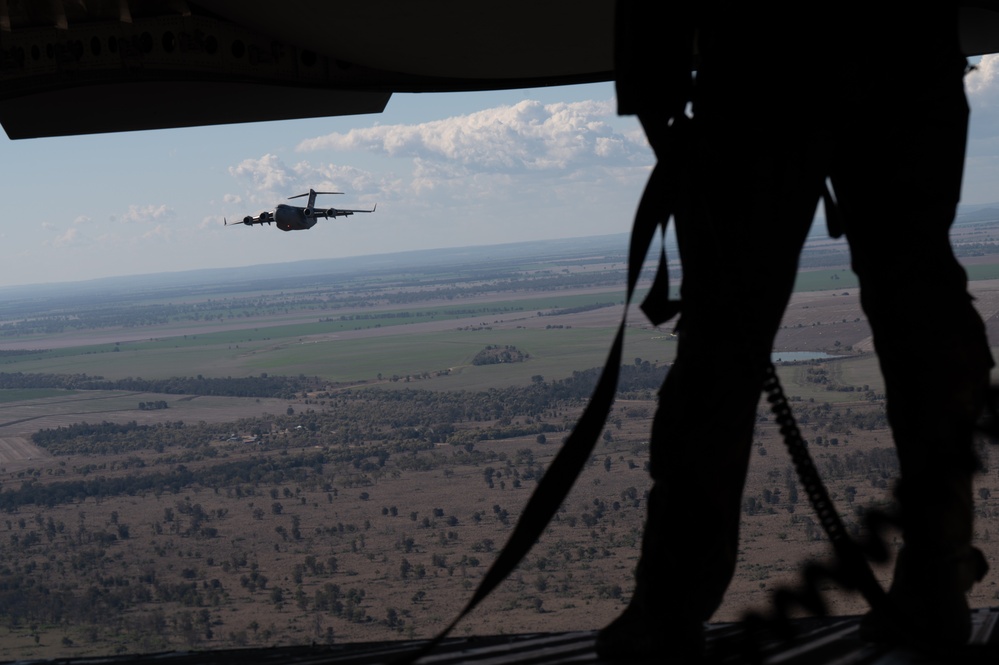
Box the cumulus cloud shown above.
[966,54,999,142]
[295,98,642,174]
[291,161,379,194]
[218,95,651,252]
[51,227,82,247]
[287,97,654,217]
[227,153,382,207]
[228,153,293,197]
[142,224,173,240]
[960,56,999,202]
[41,217,92,247]
[120,204,174,224]
[966,55,999,103]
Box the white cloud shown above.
[287,97,653,220]
[290,161,380,196]
[120,204,174,224]
[226,154,387,218]
[45,204,181,255]
[42,218,90,247]
[228,153,295,203]
[51,227,82,247]
[967,54,999,144]
[142,224,173,240]
[214,95,652,260]
[959,55,999,202]
[966,55,999,102]
[295,98,639,174]
[227,154,383,207]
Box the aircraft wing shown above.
[226,212,275,227]
[0,1,613,139]
[316,205,377,219]
[4,3,999,139]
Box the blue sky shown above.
[3,53,999,288]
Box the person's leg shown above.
[597,108,825,658]
[832,55,993,646]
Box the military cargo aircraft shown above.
[225,189,375,231]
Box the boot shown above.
[595,585,705,661]
[858,356,990,648]
[859,545,988,648]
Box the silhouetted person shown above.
[598,2,994,660]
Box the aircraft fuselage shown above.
[274,204,319,231]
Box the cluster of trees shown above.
[0,307,171,336]
[34,420,156,445]
[10,358,900,524]
[0,452,330,512]
[538,301,617,317]
[471,345,528,366]
[0,349,49,357]
[0,371,322,399]
[0,430,618,648]
[332,305,525,323]
[3,222,979,653]
[0,361,668,517]
[12,360,671,463]
[790,401,888,434]
[0,371,919,656]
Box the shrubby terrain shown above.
[1,229,998,657]
[2,360,987,658]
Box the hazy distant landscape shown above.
[2,221,999,658]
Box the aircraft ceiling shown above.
[1,1,998,139]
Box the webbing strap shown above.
[397,139,683,664]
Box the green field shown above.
[2,230,997,394]
[0,388,78,403]
[0,322,678,391]
[792,269,859,292]
[776,353,884,404]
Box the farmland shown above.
[0,224,998,658]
